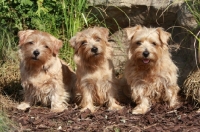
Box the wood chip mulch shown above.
[8,101,200,132]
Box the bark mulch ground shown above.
[8,101,200,132]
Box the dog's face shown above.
[69,27,111,66]
[126,25,171,67]
[18,30,62,66]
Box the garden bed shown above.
[8,101,200,131]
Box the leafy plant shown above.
[185,0,200,26]
[61,0,89,66]
[0,27,18,62]
[185,0,200,66]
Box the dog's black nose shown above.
[33,50,40,57]
[143,50,149,57]
[91,47,98,53]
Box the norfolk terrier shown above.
[69,27,123,112]
[124,25,180,114]
[17,30,76,112]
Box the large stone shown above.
[178,2,198,29]
[89,0,183,8]
[88,0,198,85]
[88,0,197,31]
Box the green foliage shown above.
[0,27,18,62]
[0,111,16,131]
[185,0,200,64]
[0,0,65,33]
[61,0,88,66]
[185,0,200,26]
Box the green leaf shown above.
[20,0,33,6]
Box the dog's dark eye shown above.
[45,45,49,48]
[27,41,34,45]
[152,42,156,46]
[136,41,141,45]
[95,37,101,42]
[81,41,87,45]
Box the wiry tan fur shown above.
[124,25,180,114]
[70,27,123,112]
[17,30,76,112]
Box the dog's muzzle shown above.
[32,49,40,59]
[91,46,98,54]
[142,50,150,63]
[143,50,149,58]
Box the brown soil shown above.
[7,101,200,132]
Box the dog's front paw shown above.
[108,103,123,111]
[51,104,67,112]
[80,105,96,113]
[51,107,66,113]
[169,100,181,110]
[17,102,30,110]
[132,105,150,115]
[169,95,181,109]
[51,108,65,112]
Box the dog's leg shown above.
[167,85,180,108]
[107,88,123,110]
[107,96,123,111]
[51,89,68,112]
[17,102,31,110]
[80,86,95,112]
[132,97,150,114]
[17,93,32,110]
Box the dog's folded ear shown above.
[157,28,171,45]
[18,30,34,45]
[69,36,77,48]
[53,39,63,55]
[125,25,142,41]
[96,27,109,40]
[49,35,63,55]
[69,32,83,49]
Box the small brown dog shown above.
[69,27,123,112]
[124,25,180,114]
[17,30,76,112]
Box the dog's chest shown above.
[131,71,169,90]
[22,70,58,88]
[81,68,113,87]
